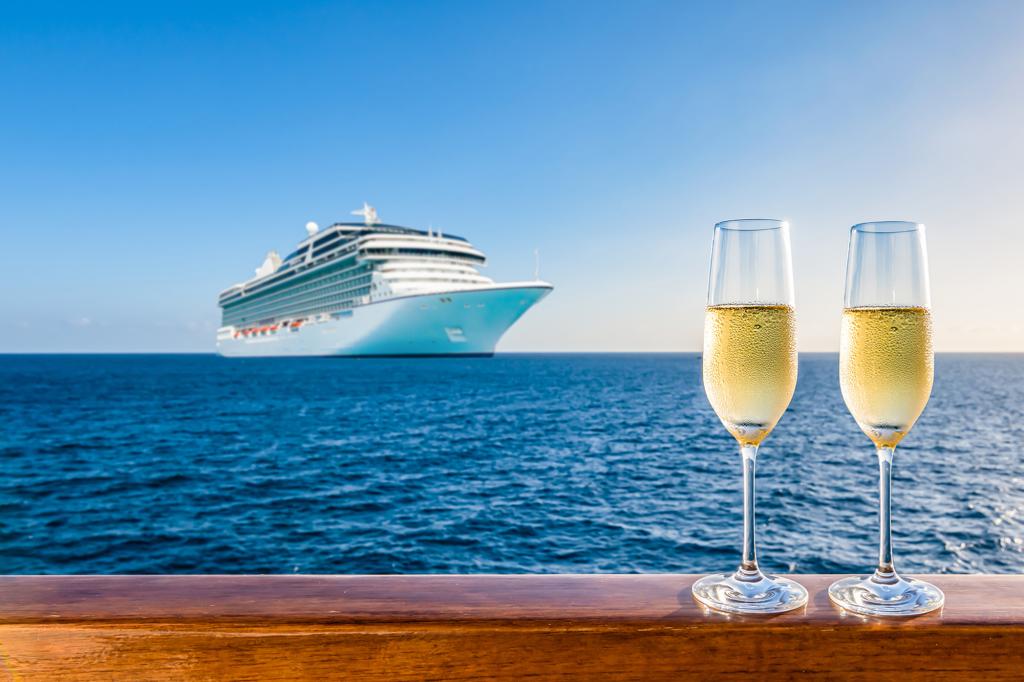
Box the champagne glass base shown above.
[692,571,808,614]
[828,574,944,617]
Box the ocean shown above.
[1,353,1021,575]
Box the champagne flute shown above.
[692,219,807,614]
[828,220,943,617]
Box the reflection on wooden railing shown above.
[1,574,1022,680]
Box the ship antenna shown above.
[351,202,379,226]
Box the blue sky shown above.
[2,1,1023,352]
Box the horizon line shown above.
[1,350,1020,356]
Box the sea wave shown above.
[0,353,1021,574]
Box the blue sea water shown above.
[0,353,1022,575]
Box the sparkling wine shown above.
[703,304,797,446]
[840,306,933,448]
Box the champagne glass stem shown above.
[874,446,897,583]
[739,443,761,579]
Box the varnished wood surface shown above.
[2,573,1023,624]
[1,574,1022,680]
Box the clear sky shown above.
[2,1,1022,352]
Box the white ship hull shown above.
[216,283,551,357]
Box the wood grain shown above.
[0,575,1022,680]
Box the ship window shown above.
[312,235,346,257]
[313,232,339,247]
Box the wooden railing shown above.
[1,574,1022,680]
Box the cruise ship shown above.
[216,205,552,357]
